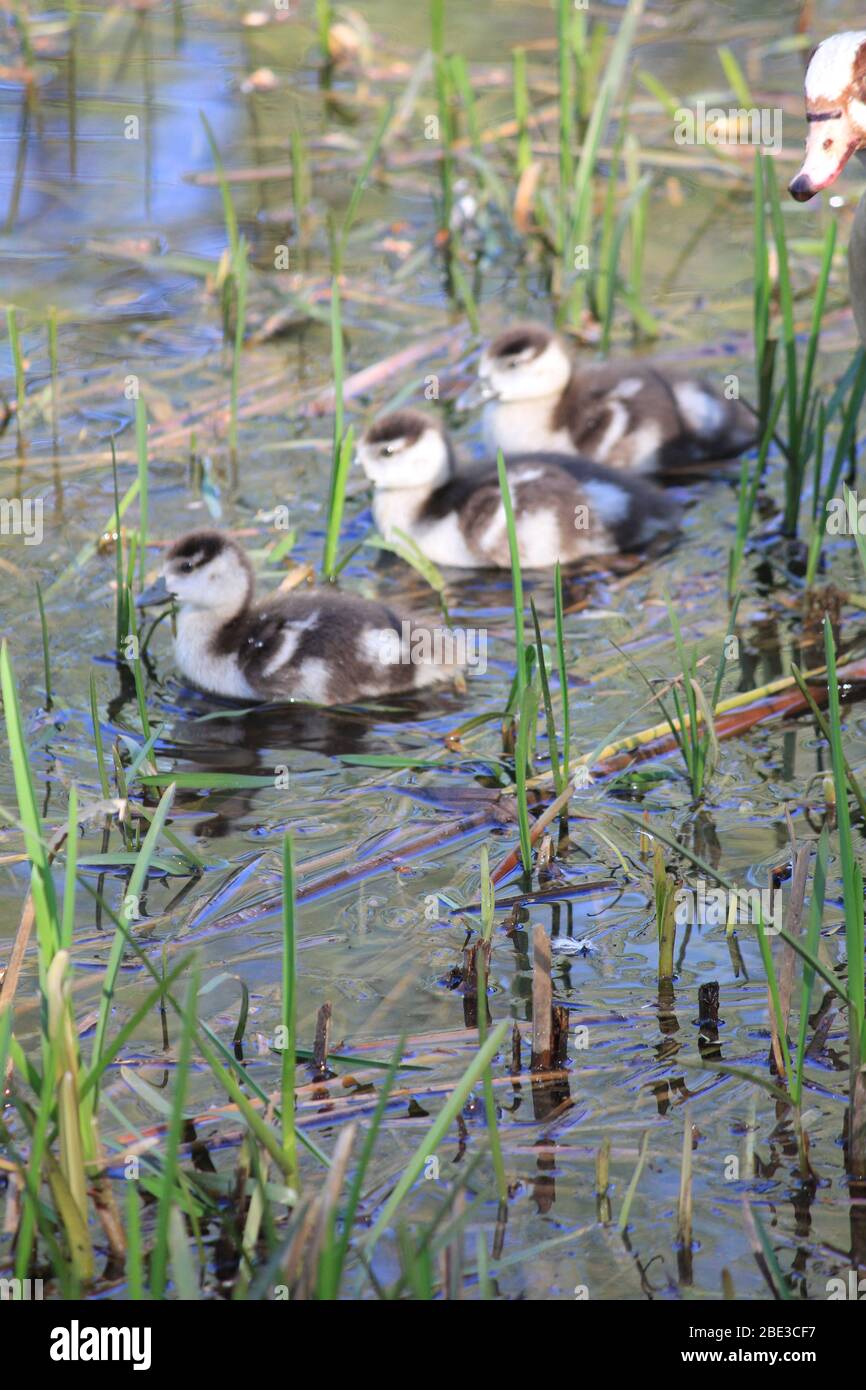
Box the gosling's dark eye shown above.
[179,561,193,573]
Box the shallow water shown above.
[3,0,866,1300]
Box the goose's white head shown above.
[789,32,866,201]
[140,530,254,615]
[467,324,573,406]
[356,409,454,491]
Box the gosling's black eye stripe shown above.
[498,338,536,357]
[169,532,224,568]
[807,110,843,122]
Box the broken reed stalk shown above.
[510,1023,522,1077]
[530,923,552,1070]
[527,927,568,1084]
[595,1137,611,1224]
[513,47,531,173]
[6,306,24,435]
[312,1001,332,1081]
[697,981,721,1062]
[653,839,676,982]
[322,281,352,579]
[430,0,453,238]
[677,1111,693,1286]
[461,938,491,1030]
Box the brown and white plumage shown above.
[461,323,756,476]
[356,409,679,569]
[138,530,462,705]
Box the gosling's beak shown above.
[454,375,498,412]
[353,446,373,481]
[136,575,174,609]
[789,110,859,201]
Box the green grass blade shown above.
[496,450,526,694]
[363,1019,509,1249]
[150,968,198,1298]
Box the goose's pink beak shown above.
[789,110,859,201]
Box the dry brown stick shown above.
[510,1023,522,1077]
[531,925,552,1071]
[312,1002,332,1081]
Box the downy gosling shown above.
[356,409,679,569]
[137,529,462,704]
[459,323,756,476]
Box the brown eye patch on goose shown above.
[488,325,551,361]
[167,531,226,571]
[365,410,427,448]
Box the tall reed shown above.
[322,282,351,579]
[562,0,644,323]
[6,305,25,436]
[430,0,454,238]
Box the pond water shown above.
[3,0,866,1301]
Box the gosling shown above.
[137,529,463,704]
[459,322,756,476]
[356,409,679,569]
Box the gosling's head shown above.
[474,323,573,405]
[356,409,454,491]
[158,530,254,613]
[789,32,866,201]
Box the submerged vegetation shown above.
[3,0,866,1313]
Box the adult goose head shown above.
[789,32,866,342]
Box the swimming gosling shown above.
[459,322,756,476]
[356,409,679,569]
[137,529,462,704]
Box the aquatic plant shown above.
[0,639,516,1296]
